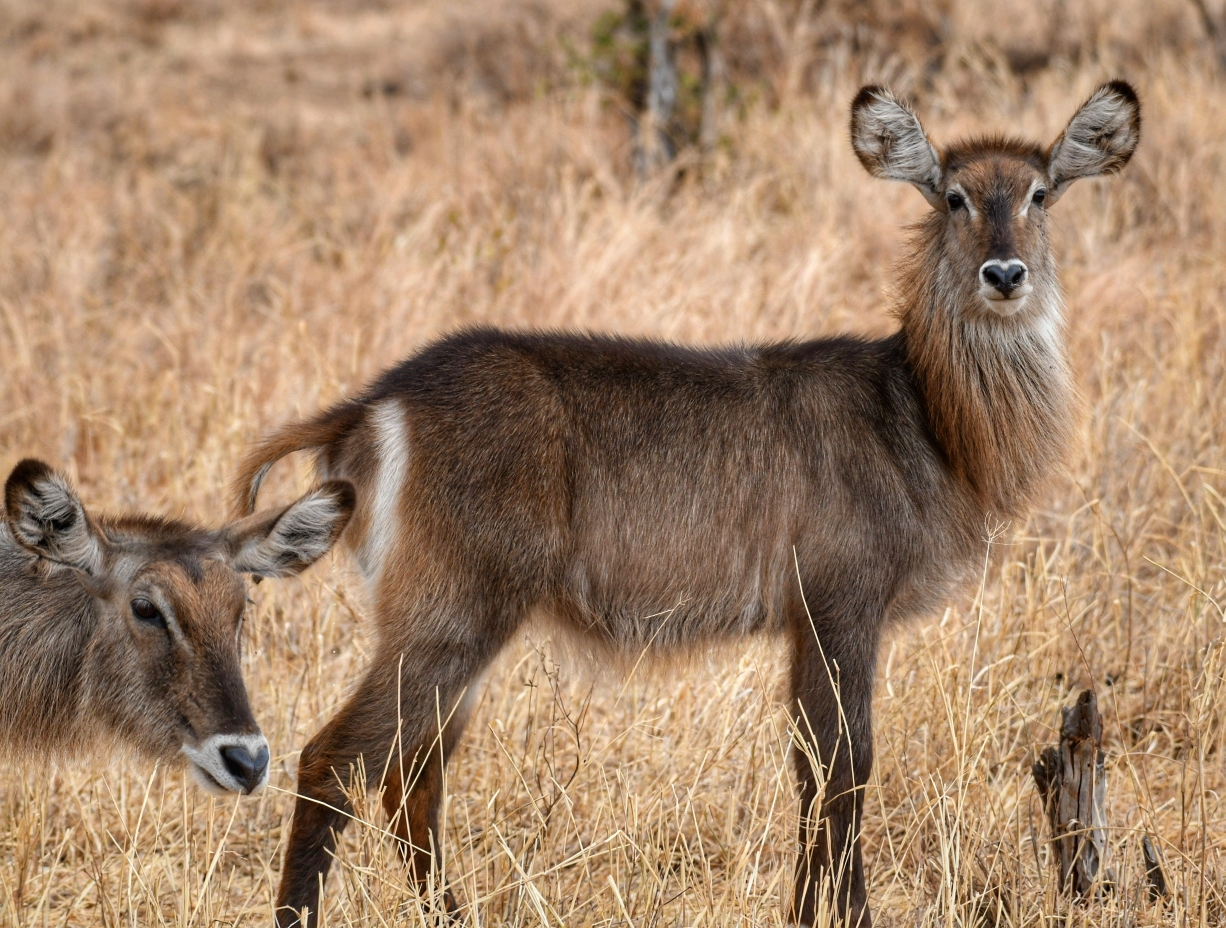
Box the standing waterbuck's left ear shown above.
[1046,80,1141,204]
[226,479,356,578]
[850,85,943,206]
[4,459,107,575]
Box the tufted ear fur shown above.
[850,85,943,206]
[1046,80,1141,204]
[226,479,355,578]
[4,459,106,575]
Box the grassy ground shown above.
[2,1,1226,924]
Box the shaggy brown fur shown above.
[234,82,1140,927]
[0,459,354,796]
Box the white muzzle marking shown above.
[978,258,1032,313]
[182,733,270,796]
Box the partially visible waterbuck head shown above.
[851,80,1140,316]
[2,459,355,795]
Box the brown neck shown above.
[898,231,1075,519]
[0,533,95,755]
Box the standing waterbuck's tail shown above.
[231,403,365,518]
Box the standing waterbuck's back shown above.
[0,459,354,795]
[235,81,1140,927]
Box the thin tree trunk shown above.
[636,0,677,175]
[697,8,725,153]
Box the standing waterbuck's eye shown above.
[1032,188,1047,207]
[131,597,167,628]
[946,191,965,211]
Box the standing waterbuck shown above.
[0,459,354,795]
[235,81,1140,926]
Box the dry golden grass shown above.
[2,0,1226,925]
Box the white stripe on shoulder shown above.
[363,400,410,583]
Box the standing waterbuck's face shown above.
[850,81,1141,316]
[3,460,355,795]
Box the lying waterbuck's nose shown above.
[980,259,1028,297]
[222,740,271,792]
[183,733,271,795]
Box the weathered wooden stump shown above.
[1032,689,1112,897]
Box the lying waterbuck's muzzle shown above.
[185,734,272,795]
[0,459,355,796]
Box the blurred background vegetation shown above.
[4,0,1226,173]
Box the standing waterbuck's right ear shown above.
[1046,80,1141,203]
[226,479,356,578]
[849,85,943,206]
[5,458,106,575]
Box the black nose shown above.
[982,261,1027,296]
[220,742,270,792]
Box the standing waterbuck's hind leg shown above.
[789,610,879,928]
[275,602,515,928]
[380,683,475,914]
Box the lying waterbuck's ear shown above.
[226,479,355,578]
[1046,80,1141,204]
[4,459,106,575]
[850,85,943,206]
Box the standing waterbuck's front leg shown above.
[789,611,879,927]
[275,603,510,928]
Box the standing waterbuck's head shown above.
[3,460,355,795]
[850,81,1140,316]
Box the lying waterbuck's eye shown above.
[945,191,965,212]
[131,597,167,628]
[1032,188,1047,206]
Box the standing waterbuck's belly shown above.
[233,79,1140,928]
[542,336,960,652]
